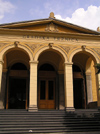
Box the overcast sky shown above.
[0,0,100,31]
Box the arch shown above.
[69,48,99,63]
[0,43,33,61]
[34,45,68,62]
[72,48,98,109]
[6,61,29,109]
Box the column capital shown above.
[64,62,73,66]
[29,60,39,64]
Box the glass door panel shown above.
[40,80,46,100]
[39,79,55,109]
[48,81,54,100]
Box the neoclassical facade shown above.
[0,12,100,111]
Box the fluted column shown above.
[29,60,38,111]
[64,62,74,111]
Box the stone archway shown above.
[72,51,98,109]
[2,49,30,109]
[37,49,65,110]
[7,63,29,109]
[0,43,33,109]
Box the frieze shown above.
[60,46,76,54]
[26,44,43,52]
[91,48,100,57]
[23,35,78,42]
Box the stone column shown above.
[1,69,7,109]
[0,60,4,109]
[86,73,93,104]
[64,62,74,111]
[58,71,65,110]
[28,60,38,111]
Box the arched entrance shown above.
[37,49,65,110]
[3,49,30,109]
[6,63,29,109]
[38,63,56,109]
[72,51,98,109]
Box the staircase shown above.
[0,109,100,133]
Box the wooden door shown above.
[39,79,55,109]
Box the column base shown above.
[28,105,38,112]
[65,107,75,112]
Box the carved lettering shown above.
[23,35,78,42]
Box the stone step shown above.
[0,120,99,125]
[0,109,100,133]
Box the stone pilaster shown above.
[86,73,93,104]
[64,62,75,111]
[0,60,4,109]
[28,60,38,112]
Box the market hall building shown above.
[0,12,100,111]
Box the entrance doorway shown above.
[73,65,86,109]
[8,78,26,109]
[38,63,56,109]
[73,79,84,109]
[6,63,29,109]
[39,79,55,109]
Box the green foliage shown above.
[95,64,100,74]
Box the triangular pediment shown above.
[0,18,99,35]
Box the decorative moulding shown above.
[45,22,58,32]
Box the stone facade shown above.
[0,13,100,111]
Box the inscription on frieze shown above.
[23,35,78,42]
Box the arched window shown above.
[39,63,55,71]
[11,63,27,70]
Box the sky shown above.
[0,0,100,31]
